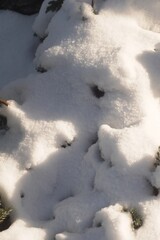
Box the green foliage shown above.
[90,85,105,98]
[154,146,160,168]
[123,207,143,230]
[148,146,160,196]
[45,0,64,13]
[130,208,143,230]
[0,208,12,224]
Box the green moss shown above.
[0,208,12,224]
[130,208,143,230]
[154,146,160,168]
[123,207,143,230]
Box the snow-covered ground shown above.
[0,11,38,88]
[1,0,160,239]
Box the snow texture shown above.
[1,0,160,239]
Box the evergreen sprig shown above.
[123,207,143,230]
[0,208,12,223]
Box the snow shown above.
[33,0,56,38]
[94,204,135,240]
[0,219,46,240]
[0,11,38,88]
[1,0,160,239]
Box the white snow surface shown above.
[1,0,160,239]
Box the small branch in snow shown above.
[0,99,8,107]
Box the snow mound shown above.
[1,0,160,239]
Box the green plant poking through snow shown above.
[123,207,143,230]
[130,208,143,230]
[45,0,64,13]
[0,208,12,224]
[154,146,160,168]
[0,197,12,231]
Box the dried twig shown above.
[0,99,8,107]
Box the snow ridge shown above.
[1,0,160,239]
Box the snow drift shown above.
[1,0,160,239]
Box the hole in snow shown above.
[0,115,9,133]
[61,141,72,148]
[36,66,47,73]
[25,163,33,171]
[93,214,103,228]
[20,192,25,199]
[152,186,159,196]
[94,222,102,228]
[33,32,38,37]
[82,16,88,21]
[90,85,105,99]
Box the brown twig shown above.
[0,99,8,107]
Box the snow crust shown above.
[1,0,160,239]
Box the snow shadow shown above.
[11,145,83,222]
[94,150,153,204]
[0,12,37,89]
[137,48,160,98]
[0,113,25,155]
[10,137,155,239]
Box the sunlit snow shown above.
[1,0,160,239]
